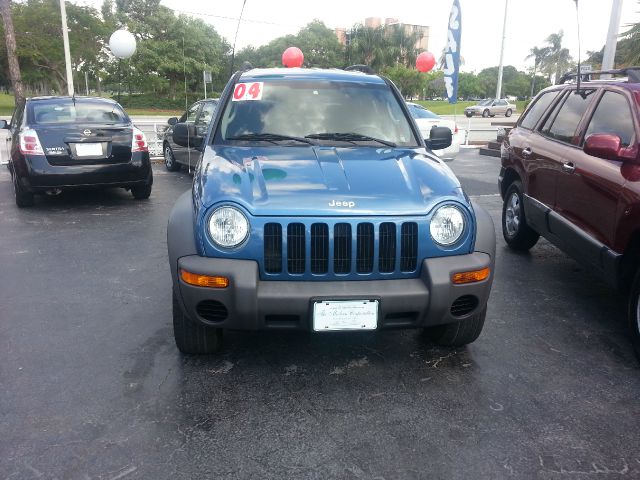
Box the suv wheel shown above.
[502,180,539,251]
[172,290,223,354]
[482,109,490,118]
[628,271,640,361]
[423,306,487,347]
[505,109,513,117]
[164,144,180,172]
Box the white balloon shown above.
[109,30,136,59]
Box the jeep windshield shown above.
[216,79,418,147]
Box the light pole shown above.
[109,30,136,103]
[496,0,509,99]
[602,0,623,77]
[59,0,74,96]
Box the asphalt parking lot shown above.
[2,150,639,479]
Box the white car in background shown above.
[406,102,462,161]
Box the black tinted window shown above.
[542,90,595,143]
[520,91,560,130]
[30,100,127,124]
[585,91,635,147]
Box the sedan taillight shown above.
[454,125,459,134]
[19,129,45,155]
[131,127,148,152]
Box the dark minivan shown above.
[4,96,153,207]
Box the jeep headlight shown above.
[208,206,249,248]
[430,205,465,246]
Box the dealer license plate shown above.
[74,143,103,157]
[313,300,378,332]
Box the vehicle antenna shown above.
[229,0,248,76]
[183,33,191,174]
[574,0,582,95]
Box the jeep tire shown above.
[502,180,539,251]
[173,290,223,354]
[423,306,487,347]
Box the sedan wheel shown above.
[482,109,489,118]
[505,109,513,117]
[164,144,180,172]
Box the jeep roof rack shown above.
[559,67,640,84]
[344,64,375,74]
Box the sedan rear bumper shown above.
[15,153,151,190]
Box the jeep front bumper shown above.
[174,252,494,330]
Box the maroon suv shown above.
[498,68,640,359]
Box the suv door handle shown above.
[562,162,576,173]
[522,147,532,157]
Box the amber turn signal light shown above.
[452,267,490,284]
[180,269,229,288]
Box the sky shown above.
[81,0,640,73]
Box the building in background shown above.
[335,17,430,52]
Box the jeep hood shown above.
[197,145,465,216]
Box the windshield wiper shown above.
[305,132,396,148]
[227,132,315,145]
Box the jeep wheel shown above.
[172,291,223,354]
[423,306,487,347]
[628,271,640,361]
[482,109,489,118]
[164,144,180,172]
[505,108,513,117]
[502,180,539,251]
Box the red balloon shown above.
[282,47,304,68]
[416,51,436,72]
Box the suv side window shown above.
[584,91,635,147]
[519,90,560,130]
[180,103,200,123]
[541,89,595,144]
[196,102,216,128]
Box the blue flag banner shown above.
[444,0,461,103]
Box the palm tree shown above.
[618,19,640,66]
[542,31,574,83]
[525,46,549,96]
[350,25,387,70]
[385,24,420,68]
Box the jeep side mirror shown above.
[426,126,452,151]
[0,120,7,129]
[168,117,178,126]
[172,123,203,148]
[584,133,621,161]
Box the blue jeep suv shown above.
[167,67,496,354]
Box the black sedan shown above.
[3,96,152,207]
[162,99,218,172]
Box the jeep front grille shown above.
[263,221,419,276]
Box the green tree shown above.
[541,31,574,83]
[382,64,424,98]
[457,72,484,99]
[3,0,107,94]
[525,46,549,97]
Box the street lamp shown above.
[109,29,136,103]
